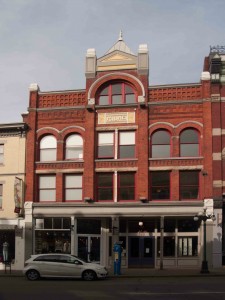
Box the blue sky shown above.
[0,0,225,122]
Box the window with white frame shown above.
[97,131,135,159]
[39,175,56,202]
[65,134,83,160]
[65,174,82,201]
[0,144,4,164]
[178,237,198,256]
[40,135,57,161]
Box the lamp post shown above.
[194,208,216,273]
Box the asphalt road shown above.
[0,276,225,300]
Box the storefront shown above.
[33,213,202,269]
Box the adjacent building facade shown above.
[0,123,27,270]
[21,34,225,270]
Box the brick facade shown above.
[22,36,224,269]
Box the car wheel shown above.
[26,269,40,281]
[82,270,97,281]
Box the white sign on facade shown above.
[98,112,135,125]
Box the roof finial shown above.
[118,30,123,41]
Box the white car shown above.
[23,253,108,281]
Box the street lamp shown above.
[194,208,216,273]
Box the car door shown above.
[57,255,84,277]
[33,255,59,276]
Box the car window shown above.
[59,255,82,264]
[34,255,59,262]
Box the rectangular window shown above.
[97,173,113,201]
[151,171,170,200]
[97,131,136,159]
[39,175,56,202]
[178,237,198,256]
[118,173,135,201]
[180,171,199,199]
[0,145,4,164]
[0,184,2,208]
[98,132,114,158]
[119,132,135,158]
[65,175,82,201]
[157,237,175,257]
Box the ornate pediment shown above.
[97,50,137,71]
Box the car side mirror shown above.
[74,260,82,265]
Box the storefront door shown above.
[77,236,100,262]
[128,237,154,268]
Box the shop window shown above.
[98,82,136,105]
[77,219,101,234]
[65,174,82,201]
[118,173,135,201]
[151,130,171,158]
[0,230,15,262]
[164,218,176,232]
[97,131,135,159]
[0,184,2,208]
[128,220,155,233]
[119,220,127,233]
[157,237,175,257]
[178,237,198,256]
[151,171,170,200]
[65,134,83,160]
[180,171,199,200]
[35,218,71,254]
[0,144,4,164]
[180,129,199,157]
[97,173,113,201]
[39,175,56,202]
[35,231,71,254]
[178,218,198,232]
[39,135,57,161]
[38,218,71,230]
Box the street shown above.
[0,276,225,300]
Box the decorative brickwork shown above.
[38,91,86,108]
[149,158,203,168]
[95,160,137,169]
[36,162,84,170]
[149,85,202,102]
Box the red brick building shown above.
[22,33,223,269]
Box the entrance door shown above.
[128,237,154,268]
[77,236,100,262]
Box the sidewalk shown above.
[1,267,225,278]
[108,267,225,278]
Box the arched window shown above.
[151,130,171,158]
[180,129,199,157]
[98,82,136,105]
[65,134,83,160]
[40,135,57,161]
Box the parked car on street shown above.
[23,253,108,281]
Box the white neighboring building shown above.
[0,123,27,270]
